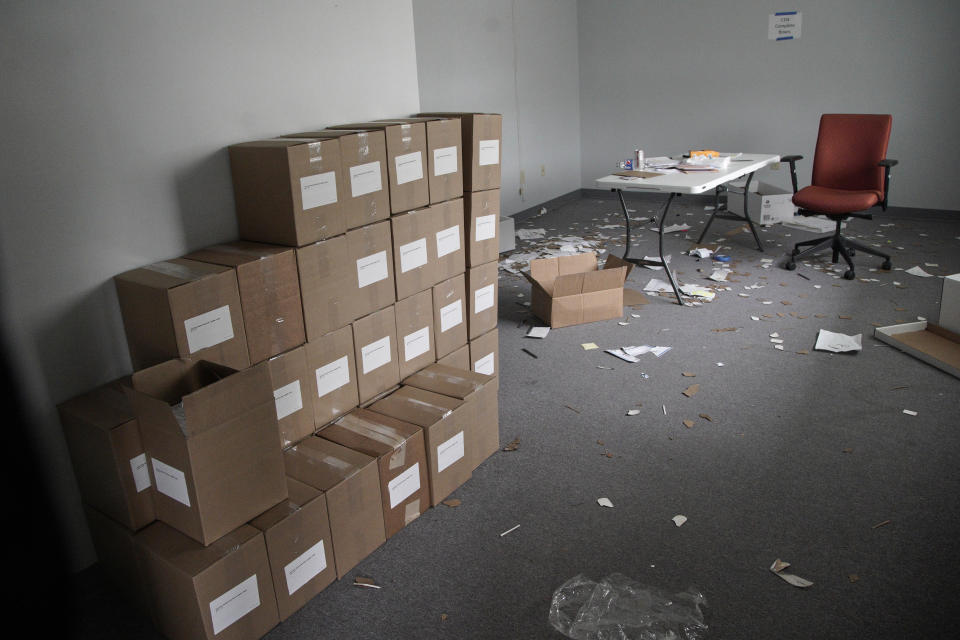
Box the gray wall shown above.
[578,0,960,210]
[0,0,421,570]
[413,0,582,216]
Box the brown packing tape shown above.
[308,141,323,165]
[404,499,420,525]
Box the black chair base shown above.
[784,217,891,280]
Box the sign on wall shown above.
[769,11,802,41]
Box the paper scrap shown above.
[626,409,641,416]
[902,409,917,416]
[672,515,687,527]
[500,524,520,537]
[769,559,813,588]
[526,326,550,339]
[814,329,862,353]
[606,348,639,363]
[708,268,730,282]
[354,577,382,589]
[516,228,546,240]
[581,342,599,351]
[597,498,614,508]
[643,278,674,293]
[690,247,714,258]
[905,266,934,277]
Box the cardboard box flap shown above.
[582,266,628,294]
[368,386,462,428]
[559,253,598,275]
[231,138,321,149]
[116,258,228,290]
[184,241,289,268]
[402,364,490,399]
[139,522,261,578]
[285,437,373,490]
[529,253,599,294]
[603,253,635,277]
[58,384,134,431]
[552,272,586,298]
[250,477,320,531]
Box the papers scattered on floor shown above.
[679,284,716,301]
[644,278,674,293]
[689,247,714,258]
[606,345,671,362]
[814,329,862,353]
[769,559,813,588]
[905,266,935,277]
[708,268,730,282]
[526,326,550,339]
[642,254,671,270]
[516,228,546,240]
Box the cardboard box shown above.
[283,436,385,579]
[378,117,463,204]
[726,180,798,226]
[330,122,429,214]
[136,522,278,640]
[304,325,360,431]
[58,379,155,531]
[437,344,470,369]
[367,386,472,506]
[470,327,499,378]
[395,289,436,379]
[430,197,466,283]
[526,253,632,328]
[875,321,960,379]
[184,242,305,365]
[297,220,395,340]
[266,346,317,449]
[352,305,401,404]
[940,274,960,334]
[391,208,440,300]
[403,364,498,471]
[432,274,468,359]
[283,129,390,230]
[418,112,501,191]
[228,137,346,246]
[83,504,154,618]
[126,360,287,546]
[466,189,501,266]
[319,408,429,539]
[114,258,251,371]
[499,215,515,253]
[466,260,499,339]
[249,478,337,621]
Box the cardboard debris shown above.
[354,577,382,589]
[873,519,891,529]
[682,384,700,397]
[442,498,462,508]
[623,288,650,307]
[565,405,581,414]
[502,438,520,451]
[699,413,712,422]
[682,419,694,428]
[769,559,813,588]
[682,372,696,377]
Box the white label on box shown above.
[356,250,389,288]
[478,139,500,166]
[350,161,382,198]
[184,305,234,354]
[284,539,327,596]
[436,225,461,258]
[388,462,421,509]
[151,458,190,507]
[361,336,391,374]
[315,355,350,398]
[399,237,428,273]
[440,299,463,333]
[300,171,338,210]
[273,380,303,421]
[395,151,423,185]
[474,284,495,313]
[403,326,430,362]
[474,352,495,376]
[129,453,151,493]
[475,214,497,242]
[436,431,465,473]
[210,574,260,635]
[433,146,458,176]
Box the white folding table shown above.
[595,153,780,305]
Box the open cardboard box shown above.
[525,253,632,328]
[874,321,960,379]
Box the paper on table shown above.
[526,326,550,339]
[814,329,862,353]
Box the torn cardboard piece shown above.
[769,559,813,588]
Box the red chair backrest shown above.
[811,114,891,194]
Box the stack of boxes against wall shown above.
[57,113,502,640]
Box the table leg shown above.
[695,171,764,252]
[613,189,685,306]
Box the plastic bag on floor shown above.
[548,573,708,640]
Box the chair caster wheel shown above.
[785,261,796,271]
[791,248,800,257]
[848,248,856,256]
[843,269,855,280]
[881,260,892,270]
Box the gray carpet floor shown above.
[68,191,960,639]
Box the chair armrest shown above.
[781,155,803,193]
[879,158,898,168]
[879,158,898,210]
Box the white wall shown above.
[578,0,960,211]
[412,0,581,216]
[0,0,421,570]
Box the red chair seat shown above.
[793,185,881,216]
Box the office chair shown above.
[783,114,897,279]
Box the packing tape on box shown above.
[404,499,420,525]
[357,132,369,159]
[336,413,407,451]
[143,260,209,282]
[416,369,483,391]
[322,455,353,471]
[308,141,323,166]
[405,397,453,419]
[388,443,406,471]
[171,402,189,436]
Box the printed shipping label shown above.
[388,463,421,509]
[356,251,389,288]
[475,214,497,241]
[474,352,495,376]
[273,380,303,421]
[350,161,382,198]
[436,225,461,258]
[300,171,338,210]
[395,151,424,185]
[129,453,151,493]
[399,237,428,273]
[439,299,463,333]
[210,574,260,635]
[284,540,327,596]
[315,356,350,398]
[361,336,391,374]
[184,305,234,354]
[433,146,458,176]
[151,458,190,507]
[403,327,430,362]
[436,431,465,473]
[478,139,500,166]
[474,284,495,313]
